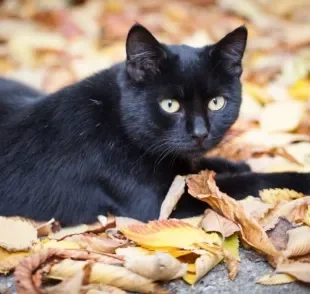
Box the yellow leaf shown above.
[243,82,273,104]
[159,175,186,220]
[276,262,310,283]
[304,205,310,226]
[282,226,310,258]
[223,234,240,261]
[259,101,305,133]
[256,273,296,285]
[259,188,304,205]
[124,252,187,281]
[0,247,31,274]
[34,240,82,251]
[289,78,310,101]
[182,251,223,284]
[120,219,213,249]
[0,216,38,251]
[48,259,166,294]
[186,171,280,257]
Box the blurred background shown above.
[0,0,309,170]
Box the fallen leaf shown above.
[48,259,166,293]
[304,205,310,226]
[276,262,310,283]
[183,251,223,284]
[82,285,126,294]
[223,234,240,261]
[260,101,305,133]
[200,209,240,237]
[0,216,38,251]
[0,247,31,275]
[282,226,310,257]
[186,171,280,256]
[223,249,239,280]
[239,196,273,219]
[64,233,128,254]
[124,252,187,281]
[259,188,304,205]
[256,273,296,285]
[266,218,295,251]
[180,215,204,227]
[120,219,212,249]
[159,175,186,220]
[115,247,150,258]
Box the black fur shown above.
[0,24,309,225]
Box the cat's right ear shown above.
[126,24,167,82]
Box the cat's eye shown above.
[159,99,180,113]
[208,96,226,111]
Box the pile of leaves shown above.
[0,171,310,293]
[0,0,310,293]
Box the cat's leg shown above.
[215,172,310,199]
[195,157,251,174]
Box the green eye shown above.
[159,99,180,113]
[208,96,226,111]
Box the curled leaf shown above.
[223,249,239,280]
[124,252,187,281]
[0,216,38,251]
[276,262,310,283]
[186,171,280,257]
[201,209,240,237]
[159,175,186,220]
[256,273,296,285]
[183,251,223,284]
[0,247,31,274]
[304,205,310,226]
[48,259,166,293]
[283,226,310,257]
[239,196,273,219]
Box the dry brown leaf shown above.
[48,259,166,294]
[239,196,273,219]
[223,249,239,280]
[282,226,310,258]
[260,188,304,205]
[200,209,240,237]
[186,171,280,256]
[43,270,85,294]
[304,205,310,226]
[64,233,128,254]
[115,217,145,229]
[0,216,38,251]
[266,218,295,251]
[276,262,310,283]
[256,273,296,285]
[124,252,187,281]
[115,247,150,258]
[82,285,126,294]
[183,251,223,284]
[159,175,186,220]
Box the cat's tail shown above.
[215,172,310,199]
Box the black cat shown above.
[0,24,309,225]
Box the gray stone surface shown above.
[0,249,309,294]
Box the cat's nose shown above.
[191,121,208,145]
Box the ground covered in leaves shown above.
[0,0,310,293]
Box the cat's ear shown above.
[211,26,247,76]
[126,24,167,82]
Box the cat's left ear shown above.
[211,26,248,76]
[126,24,167,82]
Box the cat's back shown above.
[0,77,43,121]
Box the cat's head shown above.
[120,24,247,159]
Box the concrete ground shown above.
[0,248,309,294]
